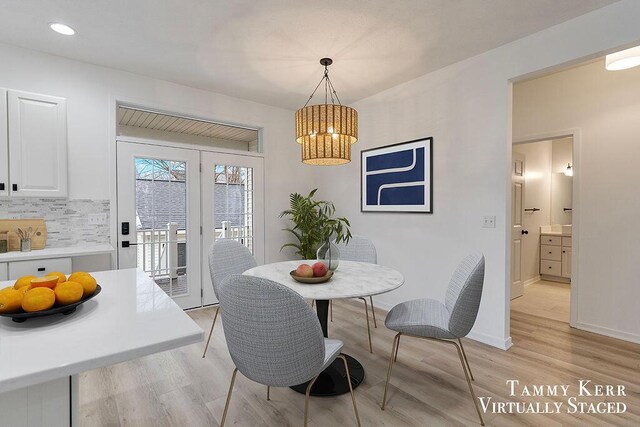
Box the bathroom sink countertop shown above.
[540,232,572,237]
[0,244,114,262]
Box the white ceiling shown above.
[0,0,619,110]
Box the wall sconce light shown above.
[564,163,573,177]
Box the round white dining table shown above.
[243,260,404,397]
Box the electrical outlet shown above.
[88,213,108,225]
[482,215,496,228]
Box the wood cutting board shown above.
[0,219,48,251]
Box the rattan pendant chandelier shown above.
[295,58,358,165]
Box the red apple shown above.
[295,263,314,278]
[312,262,328,277]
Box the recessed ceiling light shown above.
[49,23,76,36]
[605,45,640,71]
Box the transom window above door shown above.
[116,105,260,153]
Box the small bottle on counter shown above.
[0,231,8,253]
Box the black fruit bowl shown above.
[0,284,102,323]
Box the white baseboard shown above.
[523,276,541,287]
[467,330,513,350]
[370,298,512,350]
[572,321,640,344]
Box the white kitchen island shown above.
[0,268,203,427]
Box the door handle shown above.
[0,183,4,191]
[12,184,17,192]
[521,230,528,235]
[121,241,139,248]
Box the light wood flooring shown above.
[80,290,640,426]
[511,280,571,323]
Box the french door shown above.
[117,142,202,308]
[201,151,264,304]
[117,141,264,309]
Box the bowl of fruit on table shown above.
[0,272,101,322]
[290,262,333,284]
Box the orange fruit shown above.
[47,272,67,283]
[17,285,31,296]
[68,272,89,282]
[0,288,23,313]
[54,281,83,305]
[22,288,55,312]
[14,275,36,290]
[74,274,97,297]
[30,276,59,289]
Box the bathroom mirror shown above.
[551,173,572,225]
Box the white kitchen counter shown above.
[0,243,114,262]
[0,268,203,393]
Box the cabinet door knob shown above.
[0,183,4,191]
[12,184,18,192]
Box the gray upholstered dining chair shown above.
[218,274,361,427]
[381,253,486,426]
[201,239,257,358]
[334,235,378,353]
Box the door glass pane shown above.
[135,157,189,297]
[214,164,254,253]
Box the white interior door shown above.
[511,152,526,300]
[117,142,202,309]
[201,152,264,305]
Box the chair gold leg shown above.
[452,340,484,426]
[369,295,377,328]
[303,375,319,427]
[394,334,400,362]
[359,297,373,353]
[220,367,238,427]
[202,306,220,358]
[458,338,474,381]
[338,355,361,426]
[330,299,333,322]
[381,333,401,410]
[266,386,270,401]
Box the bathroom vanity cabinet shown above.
[540,233,571,283]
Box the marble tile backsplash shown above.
[0,199,111,248]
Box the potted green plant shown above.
[280,189,351,268]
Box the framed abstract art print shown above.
[361,137,433,213]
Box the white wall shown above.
[311,0,640,348]
[0,42,312,264]
[514,140,552,284]
[514,59,640,343]
[552,138,573,174]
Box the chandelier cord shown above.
[303,64,343,108]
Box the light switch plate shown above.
[88,213,108,225]
[482,215,496,228]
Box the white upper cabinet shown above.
[0,89,8,197]
[7,90,67,198]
